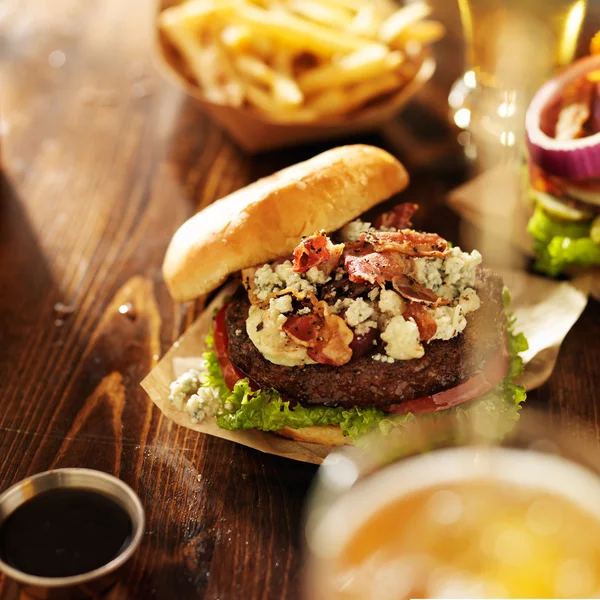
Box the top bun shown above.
[163,145,408,301]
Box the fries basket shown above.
[154,0,436,153]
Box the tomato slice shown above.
[213,305,247,391]
[381,339,509,415]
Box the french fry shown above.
[244,83,277,112]
[272,50,295,77]
[298,44,402,93]
[220,25,253,52]
[347,6,380,38]
[159,0,237,31]
[391,20,446,47]
[235,55,304,107]
[306,72,402,116]
[347,0,396,37]
[314,0,363,10]
[272,77,304,107]
[372,0,399,19]
[159,0,443,121]
[285,0,354,28]
[213,40,246,106]
[161,24,229,103]
[378,2,431,46]
[232,4,371,55]
[235,55,274,86]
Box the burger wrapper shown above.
[154,0,435,153]
[447,165,600,301]
[142,284,330,465]
[141,272,589,465]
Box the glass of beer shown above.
[450,0,588,161]
[303,412,600,599]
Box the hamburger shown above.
[164,145,527,447]
[525,44,600,277]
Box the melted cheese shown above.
[246,304,315,367]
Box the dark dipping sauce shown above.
[0,488,132,578]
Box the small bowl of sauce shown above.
[0,469,145,599]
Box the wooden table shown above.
[1,1,599,598]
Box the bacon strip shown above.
[292,232,343,275]
[308,315,354,366]
[293,232,329,273]
[282,310,353,366]
[392,275,448,306]
[282,313,321,344]
[360,230,449,258]
[375,203,418,230]
[556,103,591,140]
[319,242,345,277]
[555,78,594,140]
[403,302,437,341]
[344,251,408,284]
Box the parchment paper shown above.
[141,272,589,465]
[141,285,330,465]
[448,164,600,300]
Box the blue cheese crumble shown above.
[344,298,374,327]
[168,362,221,424]
[411,247,482,300]
[341,219,374,242]
[254,260,318,301]
[381,316,424,360]
[427,287,480,341]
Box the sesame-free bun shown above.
[163,145,408,301]
[276,425,352,447]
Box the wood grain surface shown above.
[0,1,599,598]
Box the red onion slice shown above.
[526,55,600,181]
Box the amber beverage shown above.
[304,417,600,599]
[459,0,587,85]
[449,0,588,161]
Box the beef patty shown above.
[225,269,507,408]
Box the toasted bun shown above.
[276,425,352,447]
[163,145,408,301]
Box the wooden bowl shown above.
[154,1,436,153]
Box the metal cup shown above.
[0,469,145,600]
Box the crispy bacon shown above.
[375,203,418,230]
[556,103,591,140]
[403,302,437,341]
[293,232,329,273]
[319,242,345,277]
[555,78,594,140]
[392,275,448,306]
[359,230,449,258]
[282,313,321,344]
[292,231,343,276]
[282,308,353,366]
[308,315,354,366]
[529,162,567,196]
[345,251,408,284]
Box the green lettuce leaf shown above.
[527,205,600,276]
[202,292,528,442]
[527,205,590,244]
